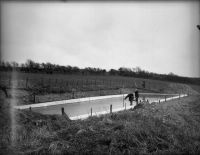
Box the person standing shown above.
[125,93,134,106]
[135,89,139,105]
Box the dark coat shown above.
[135,91,139,98]
[125,93,134,101]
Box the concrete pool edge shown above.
[14,93,186,110]
[14,94,127,110]
[70,105,135,120]
[70,94,188,120]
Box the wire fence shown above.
[14,93,188,120]
[1,74,190,105]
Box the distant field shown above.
[0,71,197,104]
[0,71,180,91]
[0,71,155,91]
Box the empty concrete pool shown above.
[15,93,187,120]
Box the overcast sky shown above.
[1,1,200,77]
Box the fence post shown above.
[29,107,31,111]
[91,108,92,116]
[165,96,166,102]
[159,100,160,103]
[72,89,75,99]
[179,94,180,99]
[123,94,124,107]
[61,107,65,115]
[33,93,36,103]
[110,104,112,114]
[142,81,145,89]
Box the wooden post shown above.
[91,108,92,116]
[61,107,65,115]
[142,81,145,89]
[33,93,36,103]
[165,96,166,102]
[123,94,124,107]
[159,100,160,103]
[29,107,31,111]
[110,104,112,114]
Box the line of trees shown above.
[0,60,107,75]
[0,59,200,85]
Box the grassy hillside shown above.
[1,94,200,154]
[1,71,198,105]
[1,71,200,154]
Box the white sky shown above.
[1,1,200,77]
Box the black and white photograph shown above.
[0,0,200,154]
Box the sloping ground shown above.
[0,97,12,155]
[3,80,199,106]
[1,84,200,154]
[0,94,199,155]
[1,70,198,105]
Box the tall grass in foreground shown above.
[9,100,200,155]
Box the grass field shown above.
[1,71,168,91]
[0,71,197,105]
[1,94,200,154]
[1,71,200,154]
